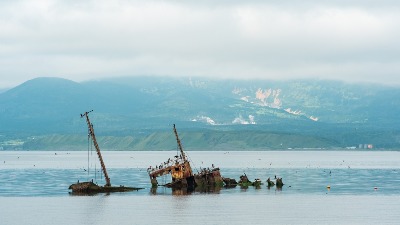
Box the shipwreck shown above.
[238,173,262,187]
[69,110,142,194]
[148,124,229,190]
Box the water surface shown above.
[1,150,400,224]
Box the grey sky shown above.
[1,0,399,88]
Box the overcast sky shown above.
[1,0,399,88]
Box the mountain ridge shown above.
[1,76,399,150]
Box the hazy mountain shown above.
[0,88,9,94]
[1,76,399,150]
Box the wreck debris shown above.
[148,124,195,189]
[267,177,275,187]
[148,124,229,190]
[254,178,262,187]
[195,167,224,187]
[223,177,238,187]
[238,174,262,187]
[69,181,139,194]
[238,175,251,189]
[147,124,287,193]
[69,110,142,194]
[276,177,284,188]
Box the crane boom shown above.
[81,110,111,187]
[173,124,186,161]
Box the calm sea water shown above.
[1,150,400,225]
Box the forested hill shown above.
[1,76,399,150]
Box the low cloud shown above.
[1,0,400,88]
[232,115,256,125]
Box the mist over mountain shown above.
[0,88,9,94]
[1,76,399,150]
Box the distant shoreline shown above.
[1,148,399,152]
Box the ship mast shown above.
[81,110,111,187]
[173,124,186,161]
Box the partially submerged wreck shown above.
[148,124,228,190]
[69,110,142,194]
[267,176,284,189]
[194,167,224,187]
[69,181,139,193]
[147,124,286,193]
[148,124,195,189]
[223,177,238,187]
[238,174,262,187]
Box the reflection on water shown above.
[150,185,225,196]
[0,154,400,196]
[2,151,400,225]
[1,167,400,196]
[1,151,400,197]
[171,188,190,196]
[150,183,281,196]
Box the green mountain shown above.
[1,76,399,150]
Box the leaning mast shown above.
[173,124,186,161]
[81,110,111,187]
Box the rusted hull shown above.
[151,166,232,189]
[223,177,238,187]
[276,178,284,188]
[149,161,194,188]
[69,181,142,194]
[267,177,275,187]
[194,168,224,187]
[164,176,195,189]
[238,174,262,187]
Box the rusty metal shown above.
[81,110,111,187]
[148,124,194,188]
[69,181,141,194]
[148,124,231,190]
[69,110,143,194]
[173,124,187,165]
